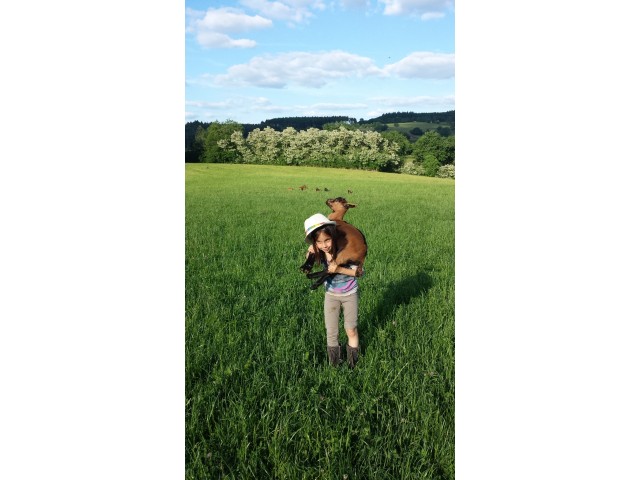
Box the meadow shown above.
[185,164,455,479]
[386,121,444,135]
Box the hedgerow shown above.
[218,126,401,172]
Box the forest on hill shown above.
[185,111,455,150]
[366,110,455,124]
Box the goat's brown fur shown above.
[325,197,367,276]
[325,197,358,221]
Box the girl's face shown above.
[315,230,332,254]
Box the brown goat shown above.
[325,197,357,221]
[301,197,368,290]
[324,197,366,275]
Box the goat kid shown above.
[301,197,368,290]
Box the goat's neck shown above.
[327,210,347,221]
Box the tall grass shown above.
[186,164,455,479]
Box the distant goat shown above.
[301,197,368,290]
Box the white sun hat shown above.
[304,213,336,244]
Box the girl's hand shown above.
[328,263,358,277]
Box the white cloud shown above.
[309,102,369,110]
[254,104,290,114]
[253,101,369,118]
[339,0,370,9]
[186,100,236,109]
[369,94,455,107]
[185,8,201,33]
[189,7,272,48]
[206,50,452,88]
[365,94,454,118]
[190,96,289,120]
[378,0,453,19]
[384,52,454,79]
[239,0,325,24]
[198,7,272,32]
[252,97,274,106]
[213,51,383,88]
[198,32,258,48]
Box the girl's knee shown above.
[346,327,358,338]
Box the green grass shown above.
[386,121,450,135]
[186,164,455,479]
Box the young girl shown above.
[303,213,363,368]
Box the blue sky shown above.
[185,0,454,124]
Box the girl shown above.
[303,213,363,368]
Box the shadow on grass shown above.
[360,271,433,354]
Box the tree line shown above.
[186,111,454,149]
[368,111,455,124]
[244,116,356,136]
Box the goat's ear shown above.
[345,203,357,208]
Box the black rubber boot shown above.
[346,344,360,369]
[327,345,341,366]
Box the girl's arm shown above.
[327,262,359,277]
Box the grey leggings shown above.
[324,291,359,347]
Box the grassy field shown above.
[386,121,450,136]
[185,164,455,479]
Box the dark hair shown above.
[310,224,339,265]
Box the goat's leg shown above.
[307,262,359,280]
[306,269,325,279]
[306,269,333,290]
[300,252,316,274]
[310,272,330,290]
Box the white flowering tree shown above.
[218,126,400,172]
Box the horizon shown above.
[185,109,455,126]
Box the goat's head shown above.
[326,197,357,211]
